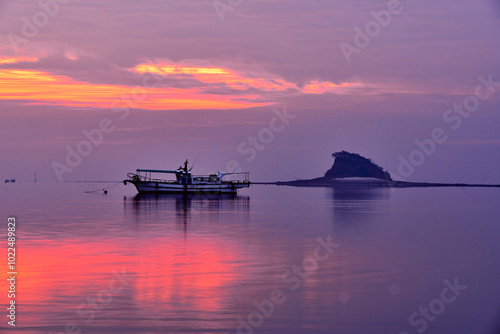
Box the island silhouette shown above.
[275,151,500,188]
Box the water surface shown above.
[1,182,499,334]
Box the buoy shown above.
[84,181,122,194]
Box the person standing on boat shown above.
[178,159,189,173]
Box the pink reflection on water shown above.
[13,230,246,331]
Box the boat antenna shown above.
[189,151,201,172]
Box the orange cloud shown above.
[0,57,365,110]
[0,67,266,110]
[302,81,363,94]
[133,61,373,96]
[0,56,39,65]
[133,62,298,92]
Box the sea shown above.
[1,182,499,334]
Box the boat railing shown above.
[127,173,172,183]
[221,180,251,185]
[128,171,250,184]
[220,171,250,182]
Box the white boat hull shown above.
[129,181,250,194]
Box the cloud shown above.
[2,0,499,95]
[0,0,499,113]
[0,55,378,110]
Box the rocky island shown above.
[275,151,500,188]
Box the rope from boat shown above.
[84,181,123,193]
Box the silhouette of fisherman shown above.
[178,159,189,173]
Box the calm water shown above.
[1,182,500,334]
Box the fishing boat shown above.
[124,159,250,194]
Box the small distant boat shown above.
[124,159,250,194]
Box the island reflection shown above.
[330,186,390,226]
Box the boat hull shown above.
[128,181,250,194]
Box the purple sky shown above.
[0,0,499,183]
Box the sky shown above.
[0,0,499,183]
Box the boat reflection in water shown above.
[118,192,255,332]
[123,192,250,228]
